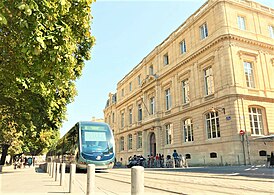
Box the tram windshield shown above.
[80,124,114,155]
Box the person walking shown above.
[172,150,179,167]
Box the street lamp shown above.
[210,107,225,114]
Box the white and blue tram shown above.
[50,121,115,170]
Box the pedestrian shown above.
[270,152,274,168]
[172,150,179,167]
[160,154,164,168]
[179,154,183,168]
[155,154,160,168]
[24,157,28,168]
[166,155,172,168]
[181,154,188,168]
[27,157,32,168]
[147,155,150,168]
[150,154,154,168]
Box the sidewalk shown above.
[0,165,72,195]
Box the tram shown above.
[48,121,115,169]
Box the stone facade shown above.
[104,0,274,166]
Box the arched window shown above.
[259,150,267,156]
[120,136,124,151]
[210,152,217,158]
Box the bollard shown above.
[60,163,66,186]
[52,162,55,177]
[55,163,60,181]
[69,164,76,193]
[52,162,56,178]
[87,164,95,195]
[49,162,52,176]
[131,166,144,195]
[46,162,49,173]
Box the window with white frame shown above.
[204,67,214,96]
[182,79,190,104]
[249,107,264,135]
[238,16,246,30]
[180,39,186,54]
[165,123,173,145]
[165,88,171,110]
[183,118,194,142]
[205,111,220,139]
[244,61,255,88]
[128,134,133,150]
[164,53,169,65]
[121,112,124,128]
[137,75,141,86]
[120,136,124,151]
[138,104,142,121]
[137,131,142,149]
[129,82,132,92]
[150,97,155,115]
[269,25,274,38]
[149,65,154,75]
[200,23,208,39]
[129,108,132,125]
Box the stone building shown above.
[104,0,274,166]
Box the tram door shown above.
[150,133,156,156]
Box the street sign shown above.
[239,130,245,135]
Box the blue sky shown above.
[60,0,274,136]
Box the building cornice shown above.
[159,34,274,80]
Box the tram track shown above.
[95,170,274,194]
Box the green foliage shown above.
[0,0,95,156]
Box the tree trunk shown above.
[0,144,10,165]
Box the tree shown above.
[0,0,95,165]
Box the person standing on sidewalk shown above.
[172,150,179,167]
[270,152,274,168]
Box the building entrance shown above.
[150,133,156,156]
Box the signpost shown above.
[240,130,246,165]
